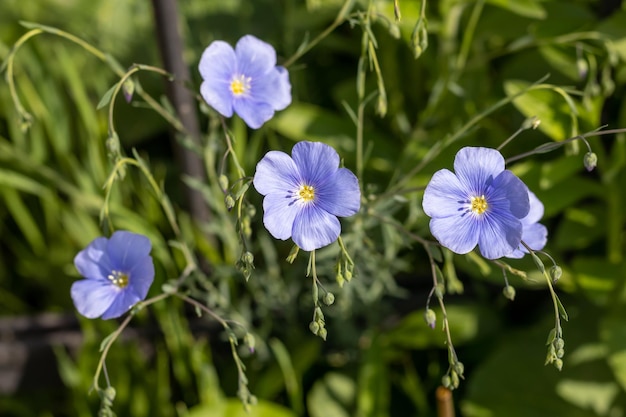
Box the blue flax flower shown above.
[422,147,530,259]
[199,35,291,129]
[253,141,360,251]
[506,190,548,259]
[71,231,155,319]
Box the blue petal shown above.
[488,171,530,219]
[74,237,112,281]
[506,222,548,259]
[477,210,523,259]
[253,150,300,196]
[291,141,340,186]
[271,66,292,111]
[71,279,119,319]
[429,215,480,255]
[524,190,544,224]
[454,147,505,195]
[235,35,277,79]
[107,231,152,271]
[233,98,275,129]
[315,167,360,217]
[128,255,155,301]
[422,169,468,218]
[198,41,237,117]
[101,287,143,320]
[262,193,300,240]
[292,204,341,251]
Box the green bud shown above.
[244,333,256,353]
[556,348,565,359]
[218,175,229,191]
[123,78,135,103]
[286,245,299,263]
[435,283,445,300]
[224,194,235,210]
[554,338,565,350]
[318,327,328,341]
[451,370,460,389]
[323,292,335,306]
[309,321,320,335]
[503,285,516,301]
[454,361,465,377]
[584,152,597,172]
[344,269,353,282]
[441,375,451,388]
[247,204,256,218]
[249,395,258,406]
[554,358,563,371]
[521,116,540,130]
[336,271,345,287]
[411,18,428,59]
[550,265,562,283]
[106,131,121,156]
[242,251,254,266]
[424,308,436,329]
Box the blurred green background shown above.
[1,0,626,416]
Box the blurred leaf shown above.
[571,257,624,306]
[504,80,575,141]
[486,0,546,19]
[187,399,296,417]
[307,373,355,417]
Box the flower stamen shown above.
[230,74,251,96]
[298,185,315,203]
[108,270,129,288]
[470,195,488,214]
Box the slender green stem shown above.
[92,292,171,389]
[282,0,355,67]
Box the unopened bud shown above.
[554,338,565,350]
[434,283,445,300]
[554,358,563,371]
[442,375,452,388]
[424,308,437,329]
[584,152,597,172]
[224,194,235,210]
[218,175,229,191]
[323,292,335,306]
[122,79,135,103]
[244,333,256,353]
[451,370,460,388]
[550,265,562,283]
[318,327,328,341]
[309,321,320,335]
[242,251,254,266]
[522,116,540,130]
[503,285,516,301]
[556,348,565,359]
[454,361,465,377]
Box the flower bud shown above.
[218,174,229,191]
[424,308,436,329]
[554,338,565,350]
[318,327,328,341]
[244,333,256,353]
[309,321,320,335]
[451,370,460,388]
[454,361,465,377]
[323,292,335,306]
[242,251,254,266]
[123,78,135,103]
[556,348,565,359]
[224,194,235,210]
[442,375,452,388]
[550,265,562,283]
[503,285,516,301]
[584,152,597,172]
[554,358,563,371]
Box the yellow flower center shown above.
[230,74,251,96]
[108,270,129,288]
[470,195,488,214]
[298,185,315,202]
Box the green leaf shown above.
[187,399,297,417]
[307,373,355,417]
[485,0,546,19]
[97,84,118,110]
[504,80,575,141]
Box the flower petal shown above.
[261,193,300,240]
[198,41,237,117]
[235,35,277,78]
[292,204,341,251]
[524,190,544,224]
[101,288,143,320]
[429,215,480,255]
[271,66,292,111]
[422,169,468,218]
[489,171,530,219]
[291,141,340,186]
[128,256,155,301]
[74,237,112,281]
[315,167,360,217]
[454,147,505,194]
[71,279,119,319]
[477,211,524,259]
[233,98,275,129]
[253,150,300,196]
[107,231,152,271]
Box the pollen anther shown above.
[298,185,315,202]
[230,74,251,96]
[108,270,129,288]
[470,195,488,214]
